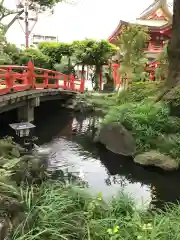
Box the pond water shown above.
[33,103,180,209]
[2,102,180,208]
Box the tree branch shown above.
[4,9,24,34]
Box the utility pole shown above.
[16,0,38,48]
[24,0,29,48]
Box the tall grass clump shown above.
[9,180,180,240]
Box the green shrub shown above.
[18,48,51,69]
[117,82,163,104]
[103,101,180,157]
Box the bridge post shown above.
[17,97,40,122]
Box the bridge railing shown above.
[0,61,85,95]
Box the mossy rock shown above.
[134,150,179,171]
[11,148,20,158]
[94,122,136,156]
[0,218,9,240]
[74,100,94,113]
[0,195,24,217]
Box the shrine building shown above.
[108,0,173,62]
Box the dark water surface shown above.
[2,102,180,208]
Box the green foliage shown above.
[0,1,15,22]
[117,24,150,81]
[9,179,180,240]
[54,56,75,75]
[163,84,180,107]
[3,43,22,64]
[39,40,117,85]
[18,48,51,68]
[39,42,63,64]
[80,82,163,114]
[72,39,117,66]
[117,82,163,104]
[0,28,13,64]
[73,39,117,89]
[103,101,180,159]
[30,0,69,10]
[156,40,168,77]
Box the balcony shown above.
[144,42,164,53]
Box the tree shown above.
[156,41,168,81]
[2,0,71,34]
[155,0,180,101]
[39,42,75,72]
[18,48,51,68]
[73,39,117,90]
[0,28,13,64]
[39,42,63,67]
[116,24,149,89]
[166,0,180,88]
[3,42,22,64]
[72,40,90,79]
[54,56,75,75]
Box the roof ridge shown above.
[139,0,160,17]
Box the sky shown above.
[3,0,154,46]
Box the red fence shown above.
[0,61,85,96]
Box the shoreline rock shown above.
[94,122,136,156]
[134,150,179,171]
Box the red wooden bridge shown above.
[0,61,85,95]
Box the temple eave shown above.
[108,19,171,43]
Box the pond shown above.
[33,103,180,209]
[1,102,180,209]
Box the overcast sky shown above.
[3,0,154,46]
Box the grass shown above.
[8,180,180,240]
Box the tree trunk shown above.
[166,0,180,87]
[81,65,85,79]
[94,65,101,91]
[157,0,180,101]
[103,63,114,92]
[68,57,71,75]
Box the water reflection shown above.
[2,105,180,208]
[31,106,180,208]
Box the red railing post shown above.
[44,71,49,88]
[27,61,35,88]
[5,68,14,91]
[0,63,84,95]
[55,73,60,88]
[64,75,67,89]
[70,75,75,90]
[80,78,85,92]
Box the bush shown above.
[116,81,163,104]
[18,48,51,69]
[103,101,180,159]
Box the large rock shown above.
[94,122,136,156]
[134,151,179,171]
[11,148,20,158]
[0,218,8,240]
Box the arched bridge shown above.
[0,61,85,122]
